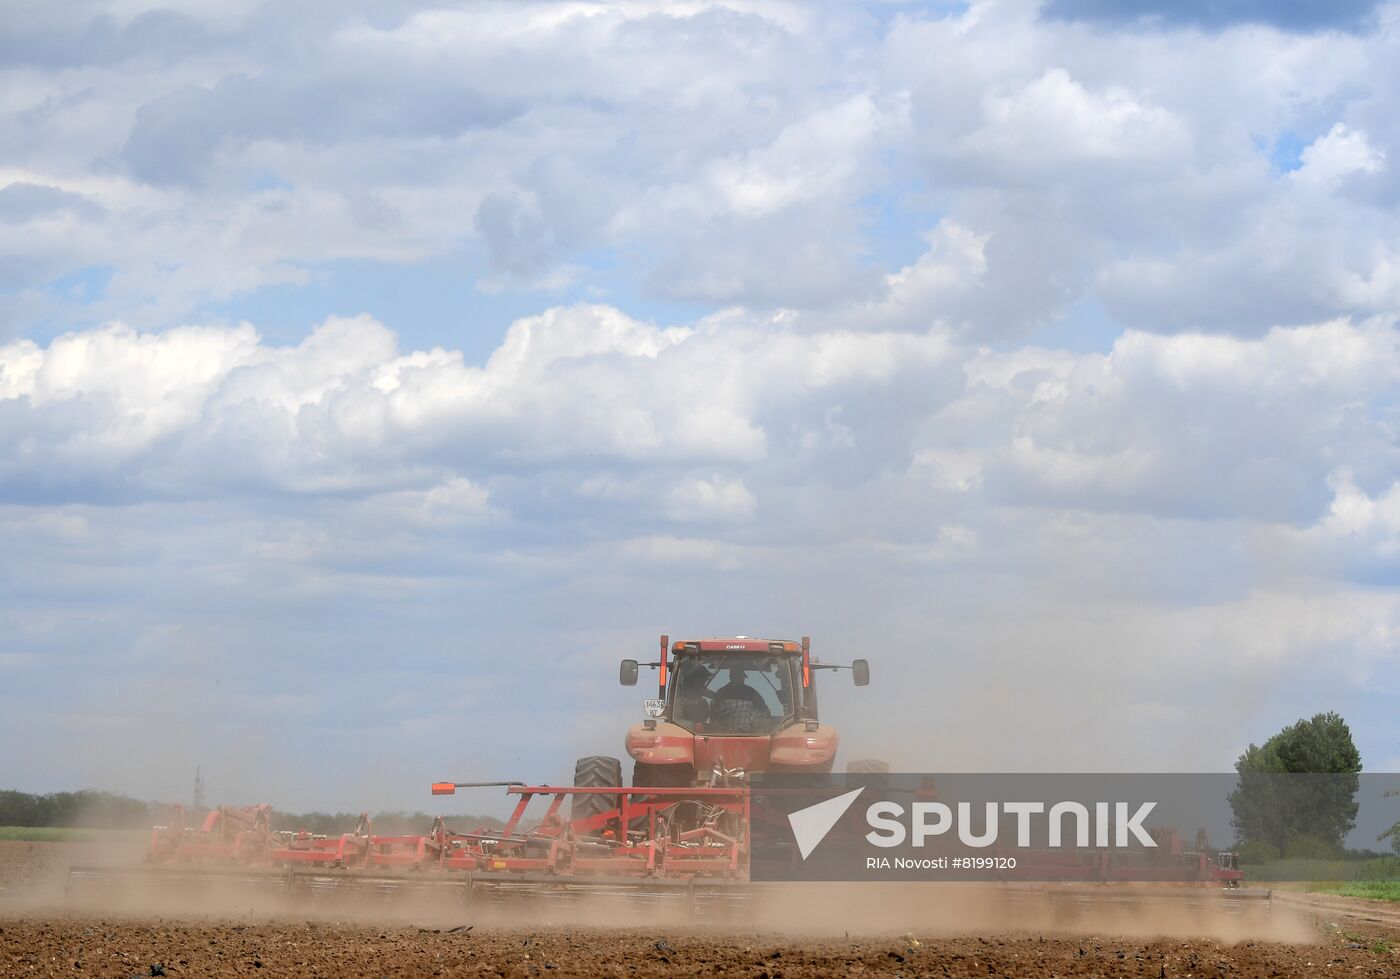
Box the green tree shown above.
[1229,712,1362,855]
[1380,788,1400,856]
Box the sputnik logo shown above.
[787,787,864,859]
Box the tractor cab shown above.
[616,636,869,787]
[669,651,793,735]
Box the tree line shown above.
[0,789,500,835]
[0,789,153,830]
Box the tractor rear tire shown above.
[572,755,623,823]
[846,758,891,774]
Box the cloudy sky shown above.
[3,0,1399,813]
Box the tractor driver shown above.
[710,667,768,713]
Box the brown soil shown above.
[3,842,1398,978]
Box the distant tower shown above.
[193,765,206,811]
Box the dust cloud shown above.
[3,841,1311,946]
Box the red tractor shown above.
[570,635,873,820]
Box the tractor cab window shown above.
[669,653,793,735]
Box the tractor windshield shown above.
[669,653,795,735]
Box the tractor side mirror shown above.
[619,659,639,686]
[852,659,870,686]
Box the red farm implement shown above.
[137,782,748,878]
[67,780,756,915]
[425,782,749,879]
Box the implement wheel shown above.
[572,755,623,823]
